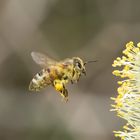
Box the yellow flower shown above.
[111,41,140,140]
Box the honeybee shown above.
[29,52,96,102]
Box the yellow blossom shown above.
[111,41,140,140]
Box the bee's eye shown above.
[76,62,82,69]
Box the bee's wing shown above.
[31,52,58,67]
[60,58,73,64]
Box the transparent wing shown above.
[60,58,73,65]
[31,52,58,67]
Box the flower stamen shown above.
[111,41,140,140]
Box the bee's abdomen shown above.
[29,69,51,91]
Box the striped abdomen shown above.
[29,64,72,91]
[29,69,51,91]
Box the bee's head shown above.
[73,57,97,76]
[73,57,86,75]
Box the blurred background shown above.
[0,0,140,140]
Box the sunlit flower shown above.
[111,41,140,140]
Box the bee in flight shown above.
[29,52,96,102]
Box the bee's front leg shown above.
[72,73,81,83]
[71,80,73,84]
[73,77,80,83]
[77,73,81,81]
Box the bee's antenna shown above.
[84,60,98,65]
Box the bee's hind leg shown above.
[53,79,68,102]
[59,85,68,102]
